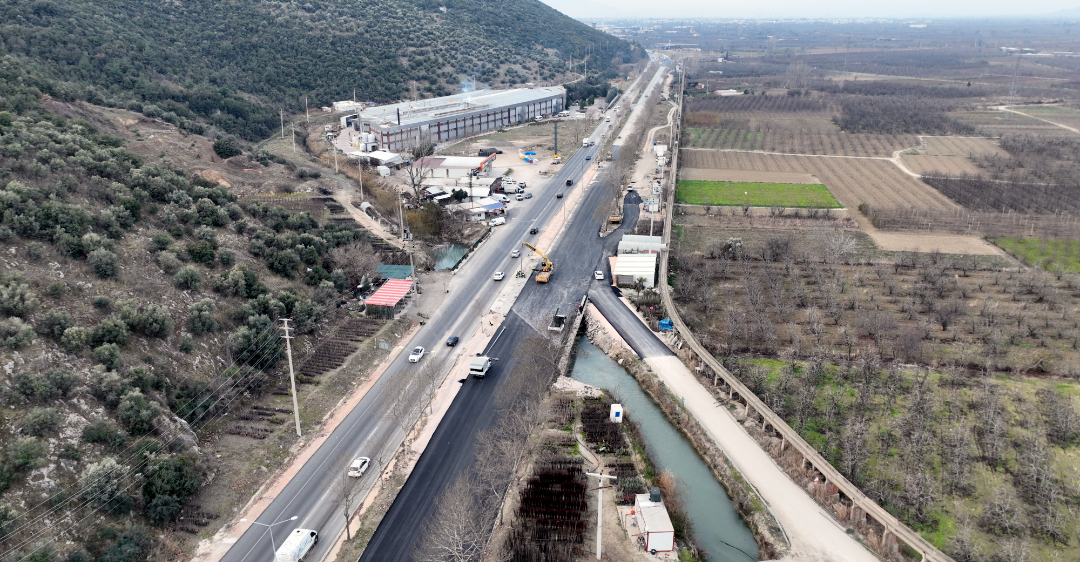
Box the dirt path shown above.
[999,105,1080,134]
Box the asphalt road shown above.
[359,61,671,561]
[218,63,669,562]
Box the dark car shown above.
[529,227,538,234]
[565,179,573,186]
[556,193,564,199]
[446,336,460,347]
[585,155,592,160]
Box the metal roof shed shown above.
[634,494,675,553]
[364,279,414,318]
[612,254,658,288]
[376,265,414,280]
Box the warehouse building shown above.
[349,87,565,152]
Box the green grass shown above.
[993,238,1080,273]
[676,180,841,208]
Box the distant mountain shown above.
[1039,6,1080,17]
[0,0,641,139]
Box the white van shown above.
[492,194,510,203]
[489,217,506,226]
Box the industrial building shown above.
[345,87,565,152]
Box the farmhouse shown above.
[345,88,565,152]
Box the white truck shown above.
[582,138,594,147]
[469,356,492,378]
[275,529,318,562]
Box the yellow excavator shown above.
[522,242,554,283]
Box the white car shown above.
[493,271,505,281]
[594,271,605,280]
[511,249,520,258]
[347,457,370,478]
[408,346,425,363]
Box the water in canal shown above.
[571,336,760,562]
[432,244,469,270]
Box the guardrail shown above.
[656,71,952,562]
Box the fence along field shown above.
[679,150,960,211]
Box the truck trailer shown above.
[469,356,492,378]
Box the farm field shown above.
[900,154,980,175]
[920,135,1005,157]
[684,127,917,157]
[950,110,1078,136]
[679,169,820,184]
[994,237,1080,272]
[675,180,840,208]
[1009,105,1080,131]
[680,150,961,211]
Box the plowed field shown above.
[900,154,981,176]
[921,136,1004,157]
[680,150,960,211]
[684,128,917,157]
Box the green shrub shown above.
[117,390,161,435]
[146,495,182,527]
[22,408,61,437]
[218,249,236,267]
[61,326,90,352]
[81,420,128,451]
[136,304,174,337]
[227,315,283,369]
[94,343,123,370]
[36,309,73,339]
[92,295,112,309]
[194,225,218,248]
[0,317,34,348]
[0,278,39,317]
[89,370,129,409]
[46,281,68,298]
[265,248,300,278]
[212,138,241,159]
[150,233,173,252]
[186,240,215,264]
[292,299,324,334]
[14,368,78,401]
[8,437,47,472]
[315,279,337,303]
[174,266,202,290]
[178,335,193,353]
[78,458,126,510]
[156,251,182,274]
[92,316,130,346]
[88,249,120,279]
[187,299,218,334]
[143,455,200,508]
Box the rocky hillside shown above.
[0,0,641,139]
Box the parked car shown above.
[515,194,524,201]
[511,249,520,258]
[489,217,506,226]
[518,182,527,188]
[529,227,538,234]
[348,457,370,477]
[445,336,460,347]
[493,271,505,281]
[408,346,425,363]
[594,271,605,280]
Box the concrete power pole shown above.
[305,96,309,123]
[280,108,285,139]
[280,319,302,437]
[585,472,617,560]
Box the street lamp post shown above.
[240,515,298,560]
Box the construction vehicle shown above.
[522,242,554,283]
[548,308,567,332]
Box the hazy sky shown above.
[538,0,1080,19]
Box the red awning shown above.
[365,279,414,307]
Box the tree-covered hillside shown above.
[0,0,641,139]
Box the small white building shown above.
[634,493,675,553]
[612,254,658,288]
[415,155,497,179]
[332,101,365,112]
[347,150,404,168]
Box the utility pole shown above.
[333,147,339,174]
[554,120,558,154]
[305,96,309,123]
[585,472,617,560]
[280,319,301,437]
[280,108,285,139]
[291,124,296,153]
[358,159,365,200]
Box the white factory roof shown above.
[619,234,665,254]
[417,156,494,170]
[613,254,658,287]
[360,88,564,129]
